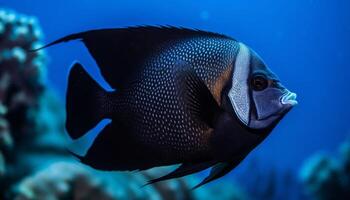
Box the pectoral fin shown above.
[175,63,221,128]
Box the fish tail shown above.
[66,62,113,139]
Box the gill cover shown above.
[228,43,251,125]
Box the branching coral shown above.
[300,140,350,200]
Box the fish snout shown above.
[280,90,298,106]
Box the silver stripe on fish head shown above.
[228,43,251,125]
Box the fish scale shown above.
[115,37,238,161]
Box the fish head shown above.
[226,42,297,130]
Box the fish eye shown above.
[251,74,268,91]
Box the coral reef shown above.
[300,140,350,200]
[0,8,57,197]
[14,162,115,200]
[0,8,249,200]
[13,162,248,200]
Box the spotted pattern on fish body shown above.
[116,37,238,162]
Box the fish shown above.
[37,26,297,188]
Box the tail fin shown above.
[66,62,110,139]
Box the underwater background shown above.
[0,0,349,199]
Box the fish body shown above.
[40,26,297,187]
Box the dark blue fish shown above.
[39,26,297,188]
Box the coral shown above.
[0,8,65,198]
[14,162,115,200]
[13,162,248,200]
[0,7,47,143]
[13,163,186,200]
[300,140,350,200]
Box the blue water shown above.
[2,0,349,190]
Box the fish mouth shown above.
[280,90,298,106]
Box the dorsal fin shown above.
[34,26,235,89]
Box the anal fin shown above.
[75,121,158,171]
[145,161,216,186]
[192,159,242,189]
